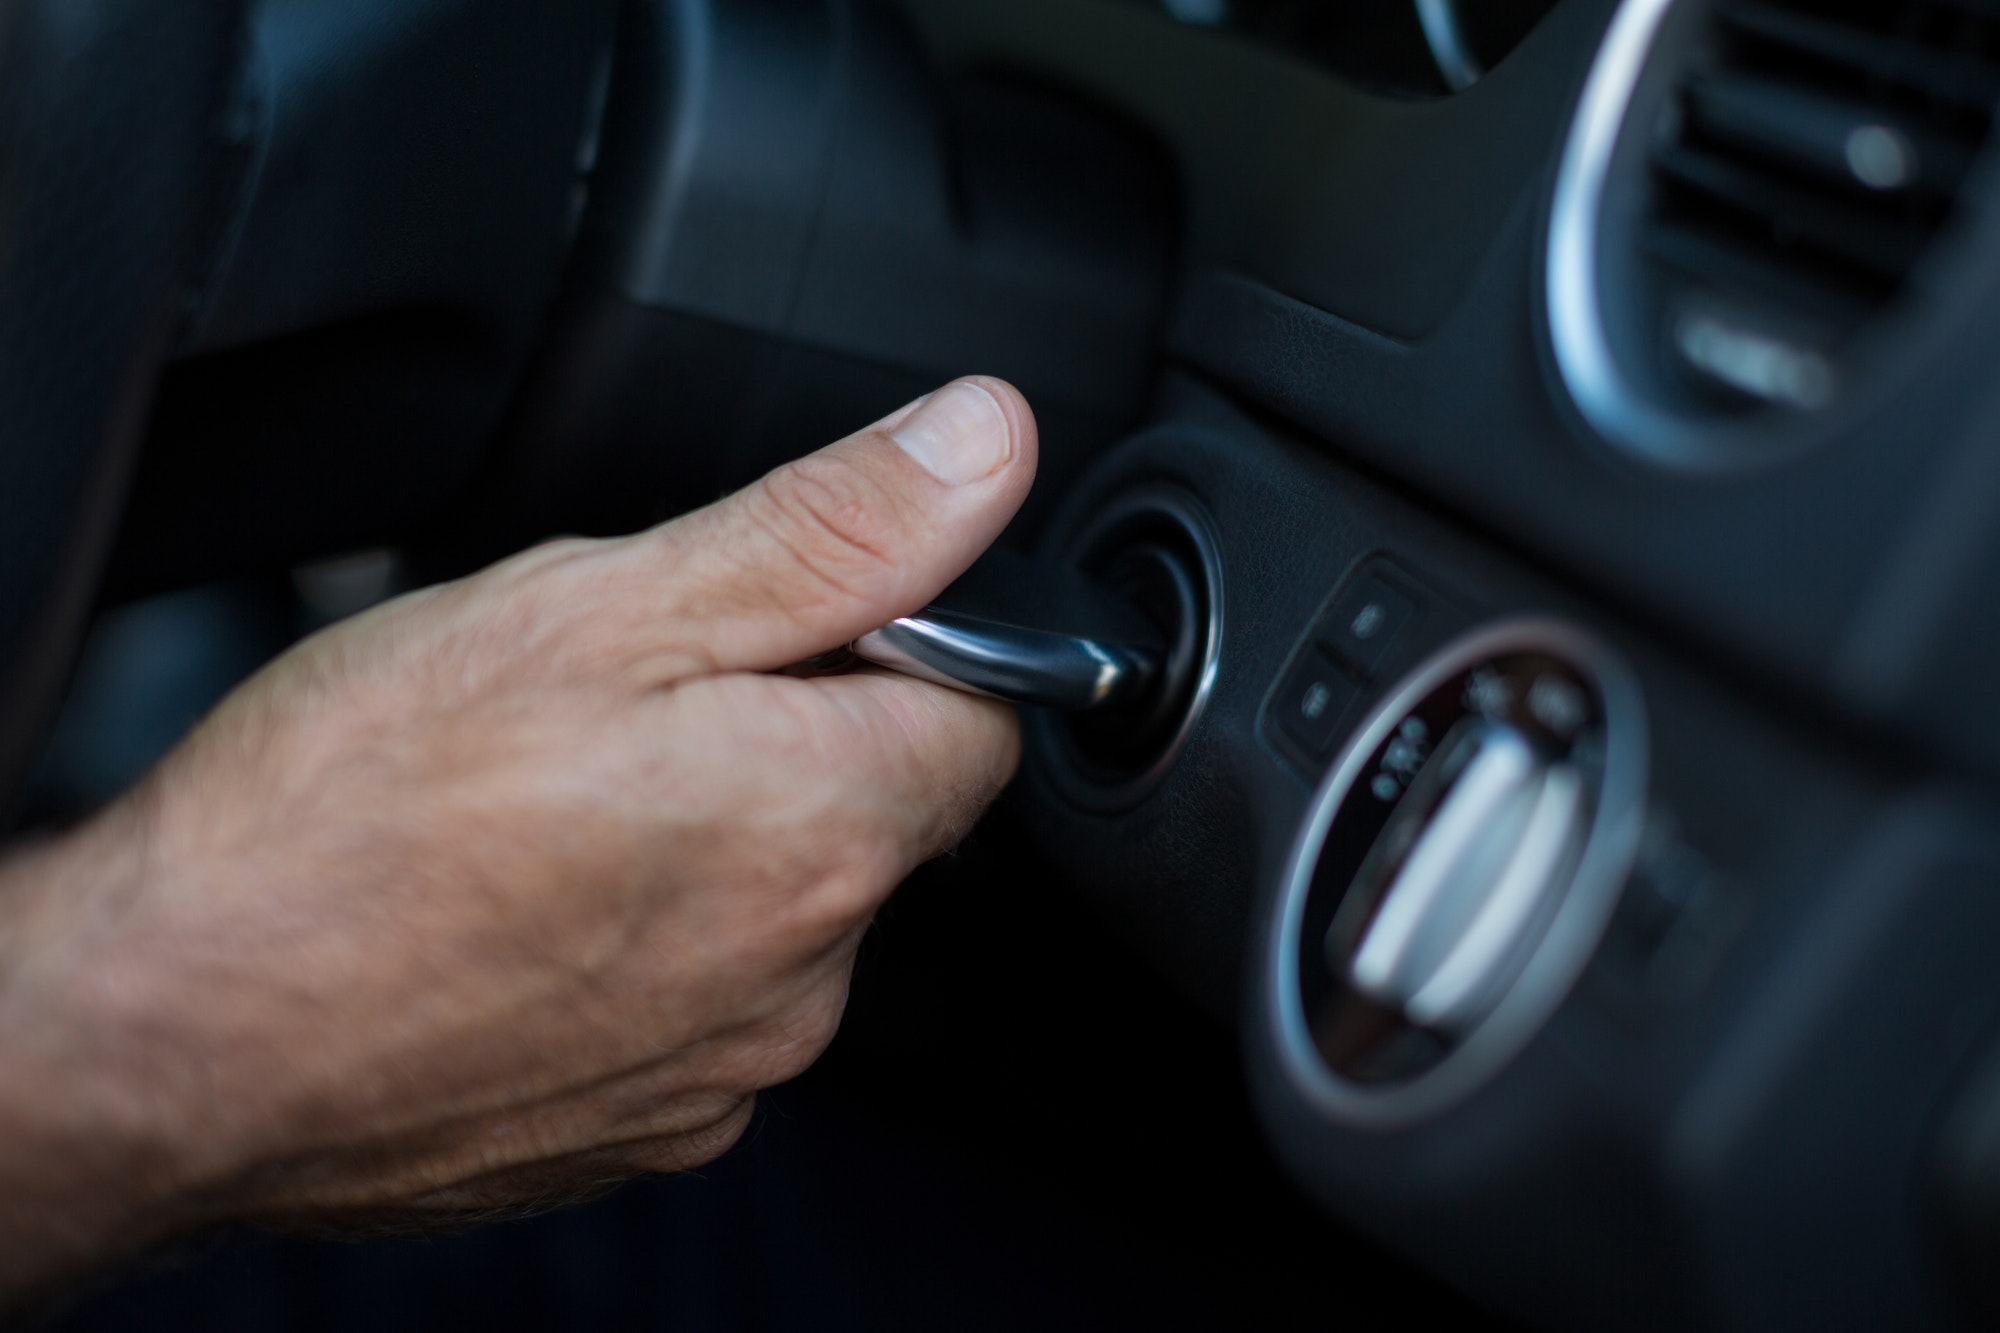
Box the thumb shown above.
[639,376,1038,676]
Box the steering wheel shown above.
[0,0,251,808]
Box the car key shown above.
[801,549,1168,712]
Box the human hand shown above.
[0,377,1036,1295]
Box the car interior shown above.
[8,0,2000,1327]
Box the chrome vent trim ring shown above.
[1547,0,1688,461]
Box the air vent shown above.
[1548,0,2000,464]
[1651,0,1997,405]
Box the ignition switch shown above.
[843,485,1223,812]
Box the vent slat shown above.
[1641,217,1881,326]
[1685,70,1975,197]
[1723,2,2000,111]
[1653,143,1935,279]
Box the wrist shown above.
[0,798,224,1299]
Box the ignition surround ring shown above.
[1034,484,1224,813]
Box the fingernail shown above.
[889,380,1012,486]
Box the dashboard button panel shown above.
[1322,574,1417,675]
[1271,648,1364,758]
[1260,558,1453,778]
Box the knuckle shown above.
[765,999,848,1086]
[700,1098,758,1159]
[642,1095,756,1172]
[750,453,905,606]
[735,988,848,1089]
[485,535,604,590]
[521,534,602,565]
[786,839,902,938]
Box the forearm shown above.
[0,803,210,1303]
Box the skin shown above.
[0,376,1038,1305]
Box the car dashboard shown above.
[21,0,2000,1327]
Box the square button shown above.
[1272,649,1361,757]
[1321,576,1416,675]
